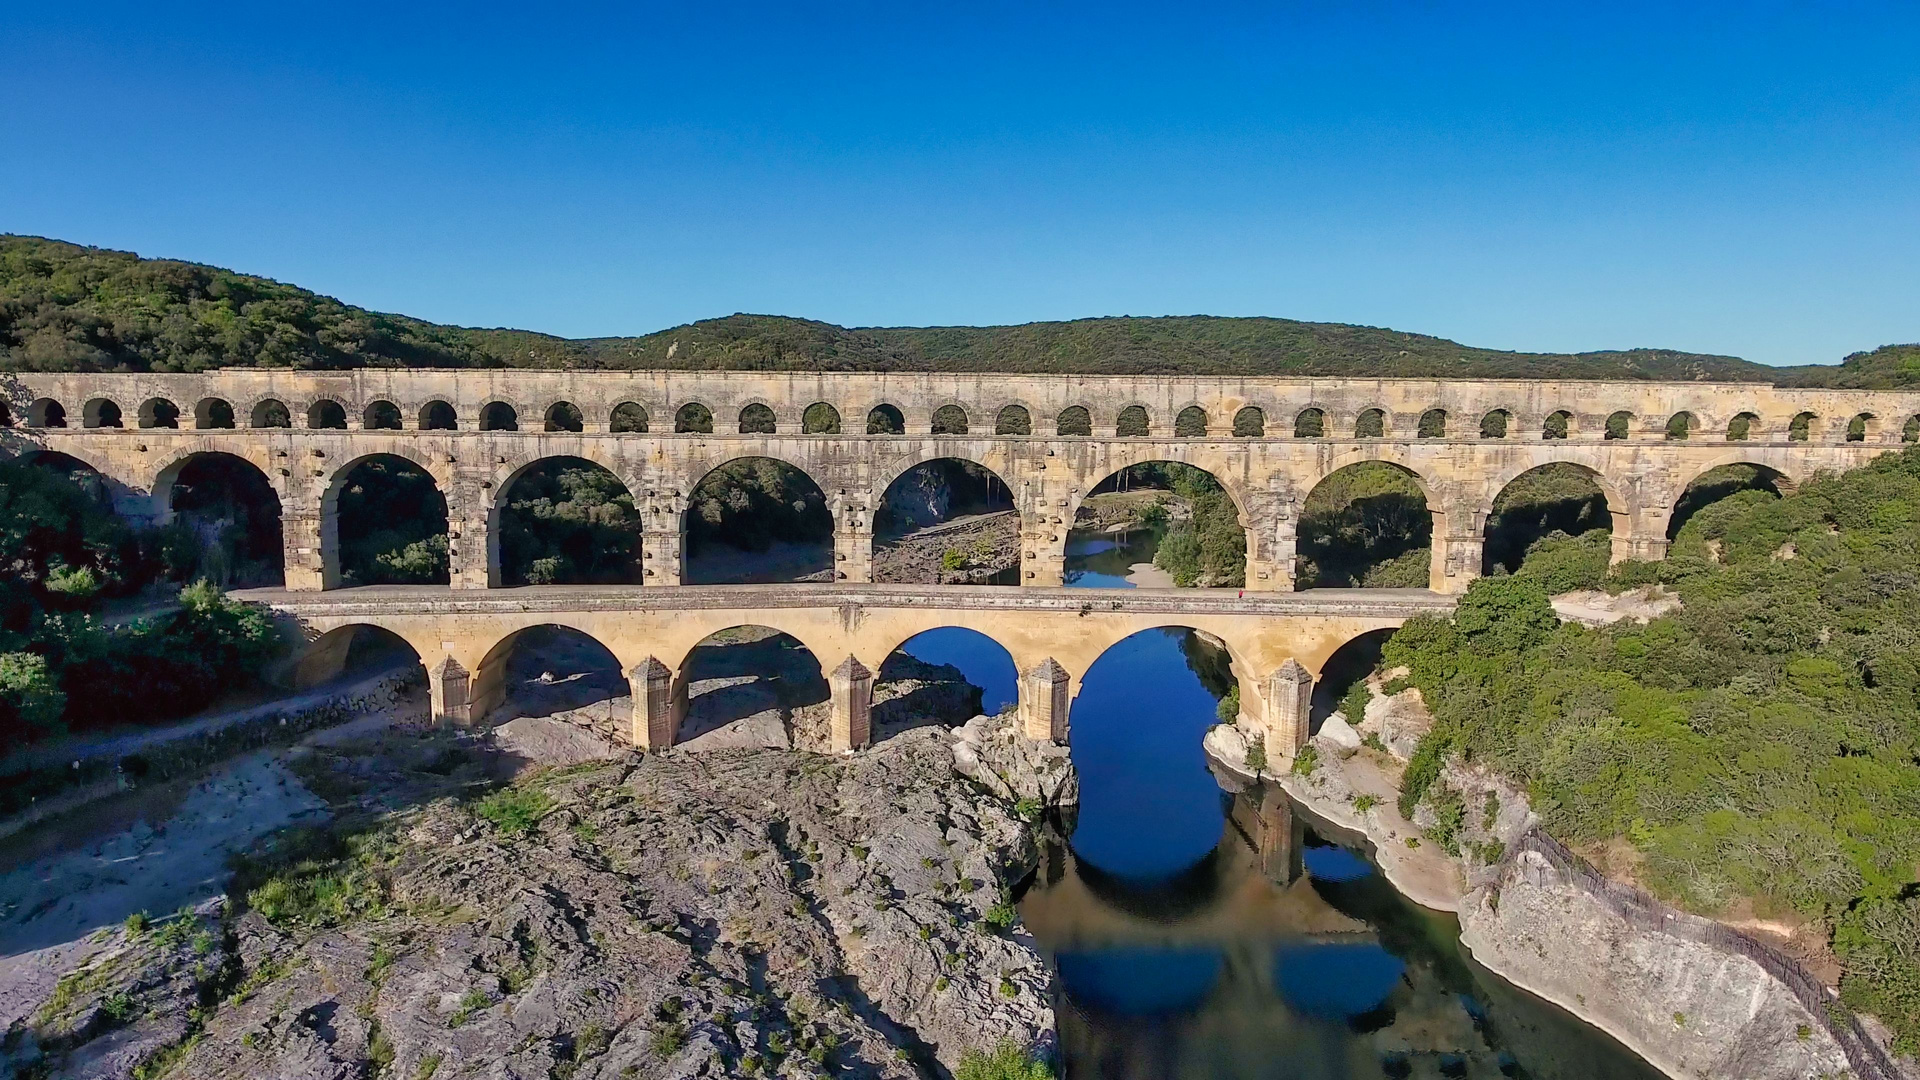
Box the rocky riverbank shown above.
[1203,676,1912,1080]
[873,512,1021,585]
[1,696,1070,1079]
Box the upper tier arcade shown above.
[6,369,1918,594]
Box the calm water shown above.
[1015,576,1664,1080]
[898,627,1018,715]
[1064,527,1164,589]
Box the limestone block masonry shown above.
[7,369,1916,755]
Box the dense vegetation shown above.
[1297,463,1432,588]
[0,457,284,742]
[685,458,831,557]
[1381,445,1920,1052]
[498,459,640,585]
[334,457,449,586]
[1142,465,1246,587]
[6,236,1912,384]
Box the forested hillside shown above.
[1383,445,1920,1053]
[4,235,1911,384]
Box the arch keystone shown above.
[1265,660,1314,755]
[1019,657,1070,743]
[628,657,680,750]
[429,656,472,727]
[829,656,874,752]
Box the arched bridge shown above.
[6,370,1916,756]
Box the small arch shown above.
[495,456,640,586]
[138,398,180,429]
[1726,412,1759,441]
[675,627,828,749]
[867,404,905,435]
[874,458,1016,585]
[1478,410,1510,439]
[479,401,519,432]
[1789,411,1817,441]
[738,403,777,434]
[931,404,969,436]
[676,402,714,434]
[1353,408,1386,439]
[1605,411,1633,440]
[546,401,585,433]
[1115,405,1150,437]
[1297,462,1431,589]
[1416,409,1446,439]
[874,628,1017,741]
[1232,406,1265,437]
[251,399,291,429]
[156,451,285,587]
[326,454,450,587]
[419,400,458,430]
[995,405,1031,436]
[83,399,123,429]
[802,402,841,434]
[471,625,626,732]
[363,400,403,430]
[1903,414,1920,443]
[1664,411,1697,441]
[307,399,348,430]
[1056,406,1093,437]
[1846,412,1876,442]
[1174,406,1208,438]
[1542,410,1571,440]
[1294,408,1326,438]
[290,625,424,692]
[684,457,832,584]
[609,402,648,433]
[28,398,66,428]
[194,398,235,430]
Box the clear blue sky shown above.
[4,3,1916,365]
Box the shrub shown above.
[1243,733,1267,773]
[473,786,553,836]
[1337,678,1371,727]
[955,1040,1053,1080]
[1290,743,1319,776]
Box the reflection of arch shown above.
[675,402,713,434]
[363,400,402,430]
[321,451,451,589]
[252,399,291,428]
[802,402,840,434]
[291,624,424,691]
[419,400,458,430]
[674,626,829,745]
[738,402,776,434]
[931,404,968,435]
[479,401,518,431]
[1232,407,1264,437]
[83,398,123,429]
[1056,405,1093,437]
[471,624,625,728]
[996,405,1031,436]
[546,401,585,433]
[138,398,180,429]
[307,399,347,429]
[152,450,286,587]
[866,403,904,435]
[489,455,641,587]
[609,402,648,433]
[28,398,66,428]
[194,398,235,429]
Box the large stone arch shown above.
[319,448,454,590]
[1480,460,1621,577]
[1296,453,1454,592]
[485,451,643,587]
[288,622,429,691]
[468,621,629,727]
[679,452,836,586]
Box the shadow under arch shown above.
[152,450,285,587]
[1482,461,1616,577]
[323,453,450,588]
[1069,625,1240,879]
[1070,460,1247,589]
[489,455,641,586]
[871,626,1016,741]
[873,456,1016,585]
[470,623,626,731]
[1309,627,1395,731]
[674,625,829,747]
[289,623,424,692]
[1668,462,1790,541]
[682,456,833,584]
[1296,460,1432,589]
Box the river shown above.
[918,526,1668,1079]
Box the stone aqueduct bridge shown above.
[6,370,1918,756]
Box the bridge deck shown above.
[232,583,1457,620]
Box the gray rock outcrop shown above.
[951,714,1078,810]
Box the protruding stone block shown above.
[1019,657,1071,743]
[828,656,874,752]
[1265,659,1314,754]
[628,657,679,750]
[429,655,471,726]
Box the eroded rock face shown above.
[951,714,1078,810]
[5,726,1055,1079]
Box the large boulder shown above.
[952,713,1079,809]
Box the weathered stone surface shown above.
[1316,714,1362,754]
[951,713,1078,809]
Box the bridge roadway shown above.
[237,582,1456,756]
